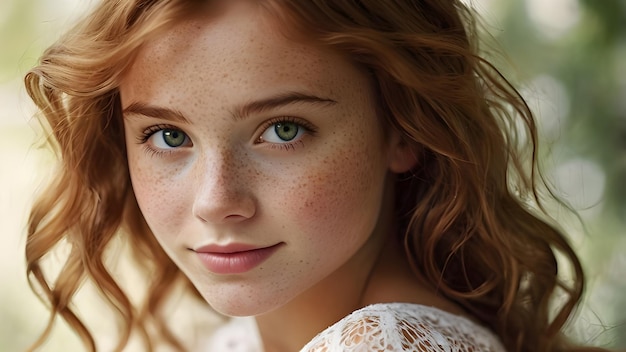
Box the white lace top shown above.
[203,303,506,351]
[300,303,505,351]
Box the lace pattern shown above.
[299,303,506,352]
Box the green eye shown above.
[162,129,187,147]
[258,118,309,145]
[274,122,299,141]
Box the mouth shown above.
[192,242,284,275]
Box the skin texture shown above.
[121,1,427,350]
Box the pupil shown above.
[275,122,298,141]
[163,129,185,147]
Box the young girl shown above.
[24,0,608,351]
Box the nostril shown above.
[192,191,257,224]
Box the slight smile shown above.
[192,243,284,275]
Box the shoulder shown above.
[300,303,506,352]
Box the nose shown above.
[192,149,257,224]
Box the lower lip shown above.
[195,244,282,275]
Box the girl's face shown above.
[121,2,411,316]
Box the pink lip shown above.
[193,243,283,275]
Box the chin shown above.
[208,298,284,318]
[197,286,288,318]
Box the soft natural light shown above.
[525,0,581,40]
[521,75,571,143]
[1,0,623,350]
[553,158,606,218]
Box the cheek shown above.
[285,130,387,249]
[126,150,188,236]
[287,79,388,243]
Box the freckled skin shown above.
[121,0,408,339]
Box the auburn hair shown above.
[25,0,598,351]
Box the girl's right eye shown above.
[140,125,192,151]
[152,128,190,148]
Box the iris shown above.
[275,122,298,141]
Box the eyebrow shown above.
[122,92,337,123]
[123,102,190,123]
[232,91,337,120]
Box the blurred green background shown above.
[1,0,624,350]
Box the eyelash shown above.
[137,123,176,144]
[255,116,318,151]
[137,123,185,157]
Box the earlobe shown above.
[388,133,419,173]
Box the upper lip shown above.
[192,243,280,254]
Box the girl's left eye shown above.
[258,118,315,145]
[261,122,302,143]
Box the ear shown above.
[388,132,419,173]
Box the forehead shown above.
[142,2,301,63]
[120,1,365,108]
